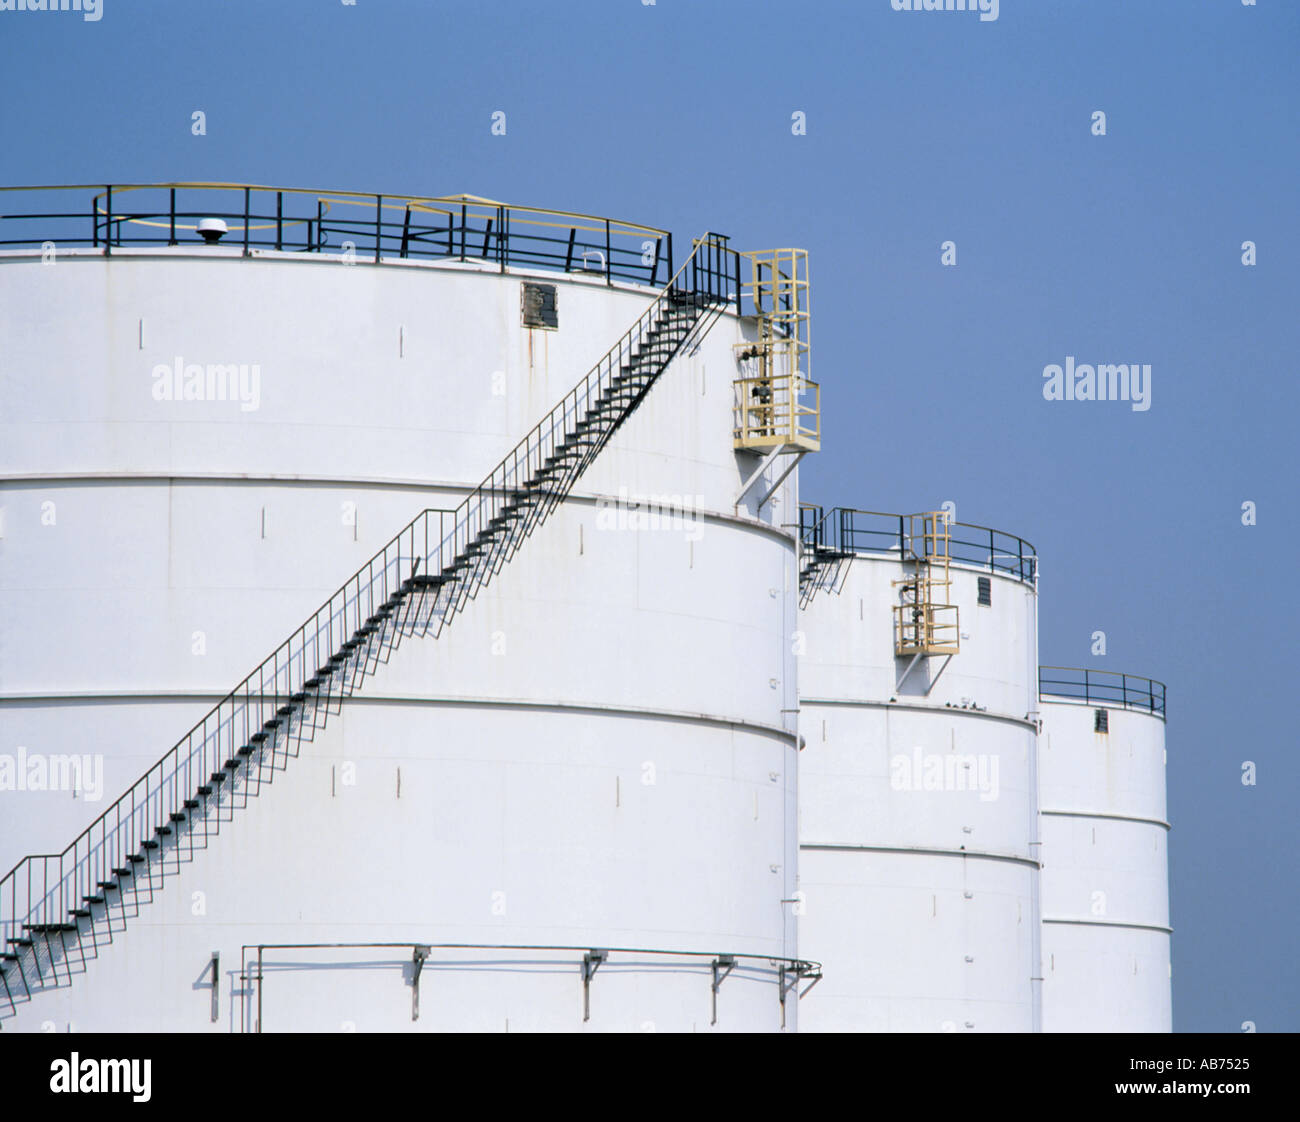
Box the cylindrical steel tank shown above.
[0,186,804,1031]
[1037,669,1171,1032]
[796,509,1041,1032]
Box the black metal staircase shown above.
[0,234,738,1021]
[798,504,853,607]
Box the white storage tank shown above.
[1037,668,1171,1032]
[0,185,810,1031]
[796,508,1042,1031]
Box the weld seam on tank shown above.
[800,697,1037,730]
[1040,809,1170,830]
[800,843,1039,869]
[0,689,798,743]
[1042,918,1173,934]
[0,474,798,545]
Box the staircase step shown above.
[155,825,172,836]
[112,867,134,878]
[237,744,257,757]
[127,854,147,864]
[183,799,201,809]
[97,881,120,891]
[141,840,160,850]
[197,784,214,796]
[70,908,92,919]
[410,574,455,589]
[82,895,105,905]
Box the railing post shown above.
[170,187,177,246]
[604,218,612,286]
[276,191,282,252]
[499,205,506,273]
[243,188,250,256]
[104,185,112,256]
[666,232,674,283]
[375,194,383,264]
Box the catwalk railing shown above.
[800,506,1038,584]
[0,183,720,290]
[1039,666,1167,719]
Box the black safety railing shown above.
[1039,666,1167,719]
[799,506,1038,584]
[0,183,682,288]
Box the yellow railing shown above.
[733,373,821,450]
[892,512,960,657]
[732,248,819,453]
[894,602,961,657]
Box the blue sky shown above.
[2,0,1296,1032]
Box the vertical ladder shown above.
[893,512,960,656]
[732,249,820,453]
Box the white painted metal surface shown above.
[1038,698,1171,1032]
[0,248,802,1031]
[797,550,1041,1031]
